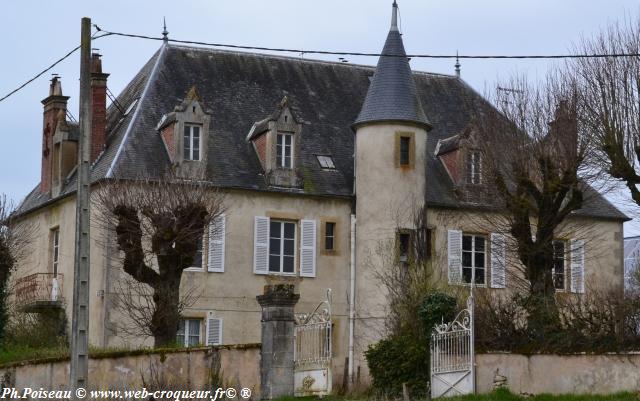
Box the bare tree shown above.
[471,75,595,332]
[574,16,640,205]
[0,195,35,347]
[95,176,224,347]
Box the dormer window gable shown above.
[436,129,484,187]
[247,96,303,188]
[158,86,211,174]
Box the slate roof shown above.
[353,3,430,129]
[15,43,628,221]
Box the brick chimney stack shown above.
[40,76,69,193]
[91,52,109,163]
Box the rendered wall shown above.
[477,352,640,394]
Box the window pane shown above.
[270,222,281,238]
[462,251,472,267]
[183,127,191,160]
[177,334,185,346]
[284,222,295,239]
[283,256,295,273]
[277,135,283,146]
[475,252,485,268]
[462,267,472,283]
[284,239,295,255]
[188,335,199,347]
[285,135,292,146]
[400,137,410,165]
[326,237,334,251]
[178,319,185,335]
[193,136,200,161]
[269,238,280,254]
[475,268,485,284]
[475,236,485,252]
[269,255,280,272]
[462,235,472,251]
[326,222,334,236]
[284,156,291,168]
[188,320,200,335]
[285,145,291,158]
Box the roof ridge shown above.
[167,43,457,79]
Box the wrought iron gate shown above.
[294,289,332,396]
[430,296,475,398]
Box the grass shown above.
[0,344,69,366]
[274,389,640,401]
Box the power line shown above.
[0,32,111,105]
[95,25,640,60]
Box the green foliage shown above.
[364,334,430,398]
[419,292,458,333]
[4,308,68,350]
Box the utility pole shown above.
[70,16,92,394]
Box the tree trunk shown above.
[150,273,182,347]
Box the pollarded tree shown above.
[472,76,593,333]
[96,176,224,347]
[574,17,640,206]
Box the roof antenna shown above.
[455,51,461,78]
[162,17,169,42]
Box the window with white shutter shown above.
[253,216,270,275]
[208,215,226,273]
[206,313,223,346]
[300,219,317,277]
[570,239,585,294]
[448,230,462,284]
[490,233,506,288]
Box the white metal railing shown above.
[294,289,332,370]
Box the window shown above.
[51,228,60,277]
[398,232,412,262]
[462,234,486,285]
[183,125,201,161]
[269,221,296,274]
[317,155,335,169]
[400,136,411,166]
[467,150,482,184]
[325,222,336,251]
[276,133,293,169]
[553,240,566,290]
[176,318,201,347]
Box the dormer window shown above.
[467,150,482,184]
[317,155,335,169]
[183,124,201,161]
[276,133,293,169]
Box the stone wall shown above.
[0,345,260,398]
[477,352,640,394]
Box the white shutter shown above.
[490,233,506,288]
[253,216,270,275]
[447,230,462,284]
[570,239,585,294]
[208,215,225,273]
[300,219,317,277]
[206,314,223,346]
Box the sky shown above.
[1,0,639,234]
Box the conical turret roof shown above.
[353,2,431,130]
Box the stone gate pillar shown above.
[256,284,300,400]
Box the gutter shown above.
[348,213,356,387]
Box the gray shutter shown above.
[448,230,462,284]
[570,239,585,294]
[208,215,225,273]
[253,216,270,275]
[300,219,317,277]
[490,233,506,288]
[206,314,223,346]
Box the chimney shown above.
[40,76,69,193]
[91,52,109,163]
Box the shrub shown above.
[364,334,430,398]
[419,292,458,333]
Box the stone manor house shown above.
[11,2,627,387]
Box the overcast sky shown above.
[1,0,640,234]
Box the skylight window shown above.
[316,155,335,169]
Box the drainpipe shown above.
[348,213,356,387]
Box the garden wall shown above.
[0,344,260,398]
[477,352,640,394]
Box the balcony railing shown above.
[14,273,64,311]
